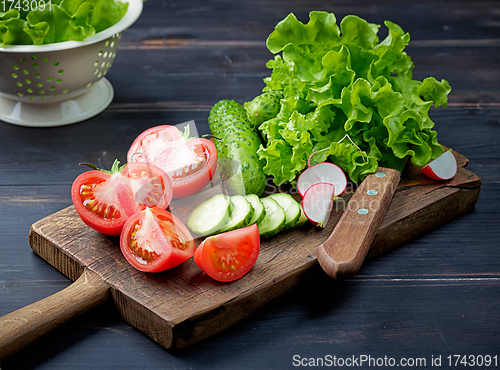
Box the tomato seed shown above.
[84,199,94,209]
[129,223,158,262]
[96,203,104,215]
[80,182,120,219]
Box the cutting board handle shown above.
[0,268,109,362]
[317,167,401,279]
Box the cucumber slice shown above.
[268,193,301,230]
[245,194,265,225]
[294,203,309,229]
[220,195,254,233]
[257,197,286,238]
[188,194,232,236]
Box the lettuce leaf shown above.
[257,11,451,184]
[0,0,127,46]
[1,12,32,45]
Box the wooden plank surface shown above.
[0,0,499,368]
[26,151,480,350]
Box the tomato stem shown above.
[79,162,100,171]
[201,134,221,141]
[110,159,126,174]
[181,124,198,141]
[79,159,126,174]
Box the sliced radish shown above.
[301,182,335,228]
[421,150,457,180]
[297,162,347,198]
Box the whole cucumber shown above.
[209,99,267,196]
[244,91,283,129]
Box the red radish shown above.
[297,162,347,198]
[421,150,457,180]
[301,182,335,228]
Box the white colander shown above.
[0,0,143,127]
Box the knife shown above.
[317,167,401,278]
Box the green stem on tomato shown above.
[181,124,199,141]
[79,159,125,174]
[201,134,221,141]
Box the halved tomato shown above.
[194,224,260,282]
[127,124,217,199]
[71,160,173,236]
[120,207,196,272]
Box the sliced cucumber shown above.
[294,203,309,229]
[220,195,254,233]
[257,197,285,238]
[188,194,232,236]
[245,194,266,225]
[268,193,301,230]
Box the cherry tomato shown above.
[127,125,217,199]
[194,224,260,282]
[71,160,173,236]
[120,207,196,272]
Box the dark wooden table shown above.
[1,0,499,368]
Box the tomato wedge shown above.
[120,207,196,272]
[71,160,173,236]
[127,124,217,199]
[194,224,260,282]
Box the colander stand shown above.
[0,34,122,127]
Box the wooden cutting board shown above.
[0,150,481,359]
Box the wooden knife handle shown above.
[0,269,109,362]
[317,167,401,279]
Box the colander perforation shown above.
[0,0,141,127]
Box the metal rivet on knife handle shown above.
[316,167,401,279]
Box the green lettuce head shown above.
[256,11,451,184]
